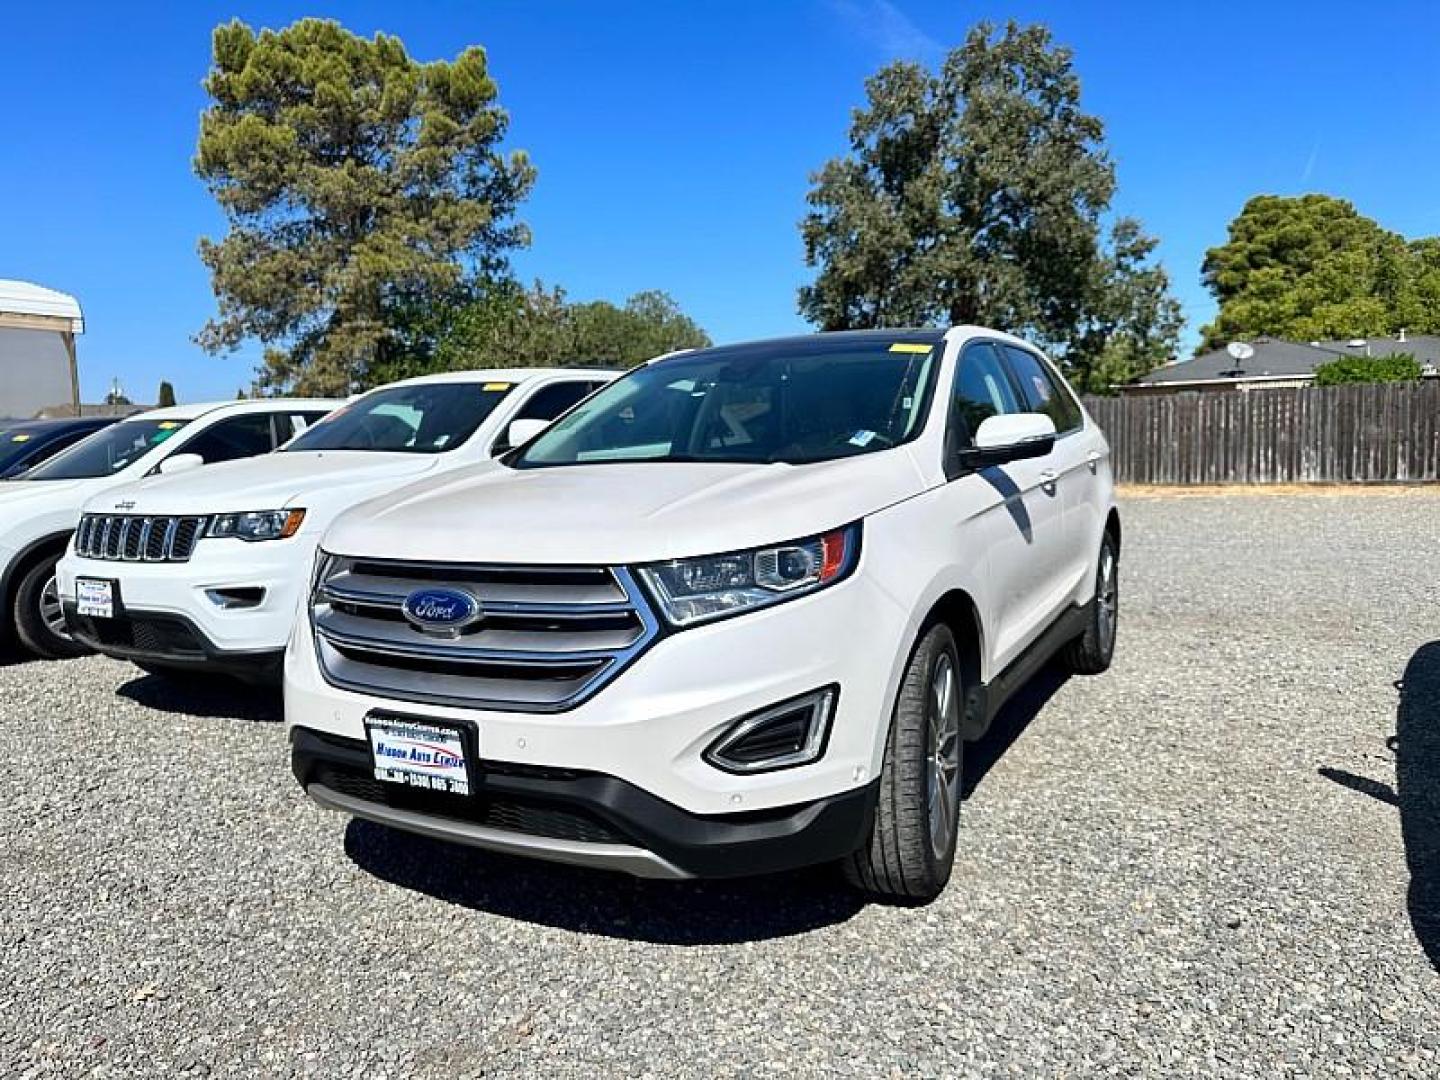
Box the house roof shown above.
[1314,335,1440,368]
[0,280,84,333]
[1136,338,1336,385]
[1135,333,1440,387]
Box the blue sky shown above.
[3,1,1439,403]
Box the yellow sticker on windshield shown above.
[482,382,513,392]
[888,343,932,353]
[157,421,181,429]
[11,434,30,442]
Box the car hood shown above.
[324,449,931,565]
[0,477,115,548]
[89,452,444,516]
[0,478,92,507]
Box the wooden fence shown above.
[1081,382,1440,485]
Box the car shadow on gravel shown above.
[1396,643,1440,973]
[344,665,1072,944]
[963,661,1070,799]
[344,818,865,944]
[115,672,283,723]
[1319,642,1440,974]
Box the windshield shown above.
[21,420,190,480]
[285,382,514,454]
[0,427,49,474]
[514,336,942,467]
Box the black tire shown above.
[13,554,91,660]
[1063,530,1119,676]
[843,623,962,903]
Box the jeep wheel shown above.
[843,623,961,903]
[13,555,91,660]
[1063,531,1119,675]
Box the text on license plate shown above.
[366,717,470,796]
[76,578,114,619]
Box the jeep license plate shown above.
[76,578,115,619]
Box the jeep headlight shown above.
[208,509,306,542]
[637,525,860,627]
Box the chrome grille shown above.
[75,514,208,563]
[311,556,660,712]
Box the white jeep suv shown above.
[285,330,1119,901]
[57,369,615,683]
[0,398,339,659]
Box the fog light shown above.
[206,586,265,610]
[704,686,838,774]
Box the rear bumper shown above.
[64,601,282,681]
[291,726,879,879]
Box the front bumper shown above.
[63,602,283,681]
[55,535,316,660]
[292,727,880,878]
[286,563,912,819]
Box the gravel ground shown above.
[3,491,1439,1078]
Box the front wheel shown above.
[1063,531,1119,675]
[843,623,962,903]
[13,555,91,660]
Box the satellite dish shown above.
[1226,341,1255,361]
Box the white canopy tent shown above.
[0,280,83,417]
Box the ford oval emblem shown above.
[401,587,482,636]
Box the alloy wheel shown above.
[39,575,72,641]
[926,653,961,858]
[1097,545,1118,654]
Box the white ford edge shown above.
[286,329,1120,901]
[1,398,340,659]
[56,369,616,683]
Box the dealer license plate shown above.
[76,578,115,619]
[365,715,471,796]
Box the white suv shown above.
[285,330,1119,901]
[1,398,339,659]
[56,369,615,683]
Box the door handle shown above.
[1039,468,1059,493]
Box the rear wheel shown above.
[1063,531,1119,675]
[13,554,91,660]
[843,623,962,903]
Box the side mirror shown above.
[959,414,1057,469]
[158,453,205,476]
[499,418,548,455]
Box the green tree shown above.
[570,290,711,366]
[798,21,1180,390]
[156,381,176,408]
[1200,195,1440,349]
[194,18,536,395]
[1313,352,1422,387]
[369,282,710,384]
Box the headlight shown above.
[207,509,306,542]
[637,524,860,627]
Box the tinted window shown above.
[492,381,601,452]
[286,383,512,454]
[273,411,336,446]
[1002,346,1083,433]
[515,338,941,467]
[182,413,278,465]
[950,343,1025,447]
[22,420,190,480]
[517,381,596,422]
[0,428,64,475]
